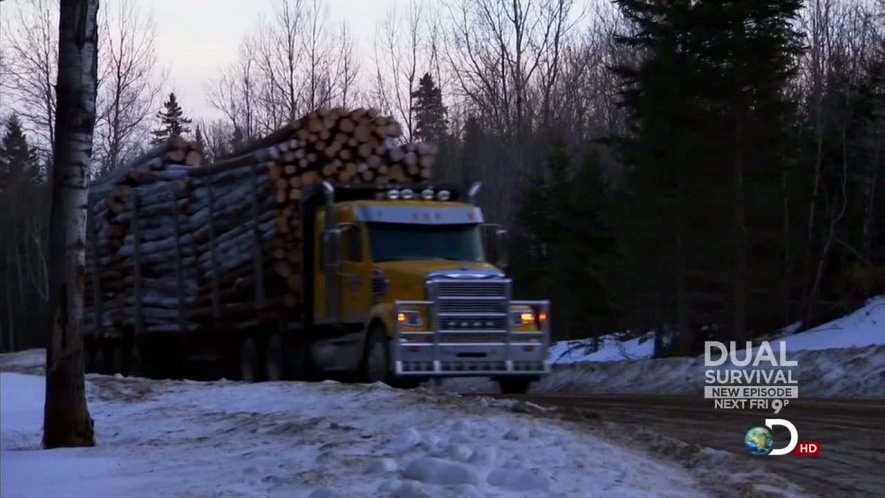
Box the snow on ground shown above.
[1,370,716,498]
[537,296,885,398]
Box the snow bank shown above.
[774,295,885,352]
[539,296,885,397]
[549,295,884,366]
[538,344,885,398]
[549,332,657,364]
[1,372,711,498]
[549,296,885,365]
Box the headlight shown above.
[511,306,547,328]
[397,310,423,327]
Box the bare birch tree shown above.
[43,0,98,449]
[208,38,259,143]
[93,0,162,176]
[1,0,58,157]
[210,0,347,136]
[336,22,360,108]
[302,0,335,109]
[374,2,423,141]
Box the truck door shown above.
[338,224,371,322]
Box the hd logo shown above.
[744,419,820,457]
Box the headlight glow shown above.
[397,310,422,327]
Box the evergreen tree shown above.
[411,73,447,144]
[150,92,192,144]
[0,114,41,192]
[514,137,618,339]
[194,124,206,158]
[613,0,708,354]
[460,116,486,188]
[230,125,247,153]
[613,0,804,351]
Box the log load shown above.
[84,108,436,335]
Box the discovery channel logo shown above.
[744,419,820,457]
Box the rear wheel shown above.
[497,379,532,395]
[265,335,285,381]
[84,346,97,373]
[92,348,107,374]
[239,337,263,382]
[127,344,144,377]
[107,347,124,375]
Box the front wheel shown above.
[362,326,392,384]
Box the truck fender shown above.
[364,303,395,343]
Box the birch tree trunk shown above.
[43,0,99,449]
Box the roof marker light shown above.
[437,190,451,201]
[421,188,434,200]
[401,188,415,200]
[387,189,400,200]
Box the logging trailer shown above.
[84,180,550,394]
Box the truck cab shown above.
[305,182,550,394]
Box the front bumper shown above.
[393,299,551,377]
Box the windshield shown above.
[368,223,484,262]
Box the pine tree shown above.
[513,137,618,339]
[613,0,707,354]
[613,0,804,350]
[411,73,447,144]
[0,114,40,193]
[150,92,192,144]
[698,0,804,338]
[460,116,485,188]
[194,124,206,157]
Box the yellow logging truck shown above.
[85,158,550,394]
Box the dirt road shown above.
[491,393,885,497]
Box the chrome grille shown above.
[431,279,509,333]
[435,281,508,298]
[438,300,506,314]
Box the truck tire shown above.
[362,326,392,384]
[291,335,317,381]
[93,349,108,375]
[107,347,124,376]
[265,335,285,381]
[127,345,144,377]
[497,379,531,395]
[239,337,263,382]
[85,347,97,374]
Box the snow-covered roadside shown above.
[1,371,717,498]
[537,296,885,398]
[536,344,885,398]
[549,295,885,365]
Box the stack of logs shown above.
[84,108,435,335]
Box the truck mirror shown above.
[495,228,509,269]
[480,224,508,269]
[323,228,342,268]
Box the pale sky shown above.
[1,0,404,120]
[147,0,400,119]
